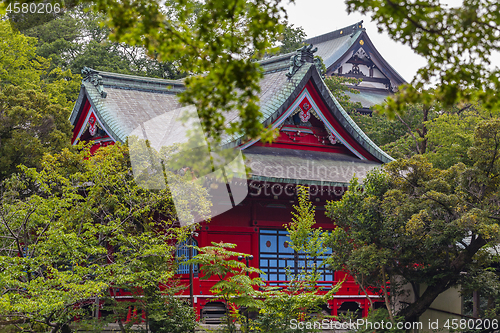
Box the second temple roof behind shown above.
[304,21,407,110]
[70,42,395,187]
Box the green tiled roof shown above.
[304,21,364,70]
[71,70,185,143]
[71,46,394,166]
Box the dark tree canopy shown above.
[0,20,79,181]
[325,118,500,322]
[277,23,306,54]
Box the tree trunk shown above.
[420,106,429,154]
[382,266,394,323]
[473,290,480,318]
[399,236,486,322]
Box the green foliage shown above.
[251,186,341,333]
[351,101,498,169]
[147,293,197,333]
[0,20,81,182]
[286,186,328,263]
[345,0,500,117]
[324,76,363,114]
[0,144,208,332]
[188,242,262,333]
[0,84,76,181]
[20,5,186,79]
[278,23,306,54]
[0,20,44,88]
[251,285,336,333]
[424,104,493,169]
[325,118,500,322]
[6,0,79,33]
[190,239,341,333]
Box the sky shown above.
[283,0,428,83]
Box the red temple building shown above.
[70,22,405,322]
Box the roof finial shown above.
[82,67,107,98]
[286,44,318,78]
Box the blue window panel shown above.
[259,229,335,284]
[260,234,277,252]
[278,235,294,253]
[176,239,199,275]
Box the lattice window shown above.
[259,229,333,285]
[176,239,199,275]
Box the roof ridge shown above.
[81,67,185,94]
[257,52,296,73]
[304,20,364,45]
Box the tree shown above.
[17,5,186,79]
[0,20,80,182]
[188,242,262,333]
[0,19,44,88]
[344,0,500,117]
[277,23,306,54]
[350,100,498,169]
[324,76,363,114]
[0,143,210,333]
[0,85,73,181]
[189,240,340,333]
[324,118,500,323]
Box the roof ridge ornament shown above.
[82,67,107,98]
[286,44,318,78]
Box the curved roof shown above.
[70,47,394,165]
[304,21,406,90]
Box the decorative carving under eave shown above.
[328,132,338,145]
[348,64,365,76]
[286,44,318,78]
[353,47,370,60]
[82,67,107,98]
[88,113,98,136]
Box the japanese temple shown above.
[70,21,402,321]
[308,20,406,114]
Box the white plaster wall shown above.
[394,283,462,333]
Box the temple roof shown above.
[71,51,393,163]
[301,21,407,110]
[304,22,365,71]
[346,89,389,108]
[304,21,406,86]
[70,42,399,185]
